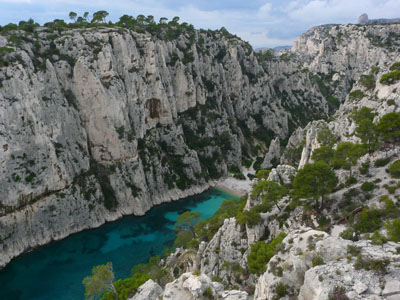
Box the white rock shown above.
[383,280,400,300]
[128,279,163,300]
[354,281,368,295]
[221,290,249,299]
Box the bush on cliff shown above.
[248,232,286,275]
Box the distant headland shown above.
[358,13,400,25]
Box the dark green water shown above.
[0,188,237,300]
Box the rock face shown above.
[280,23,400,167]
[0,22,346,268]
[254,229,400,300]
[358,13,400,25]
[198,217,249,285]
[358,13,370,25]
[267,164,297,185]
[162,272,224,300]
[128,279,163,300]
[261,137,280,169]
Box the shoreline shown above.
[0,177,253,270]
[212,175,254,198]
[0,183,211,271]
[213,185,245,198]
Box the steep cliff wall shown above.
[282,23,400,165]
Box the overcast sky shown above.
[0,0,399,47]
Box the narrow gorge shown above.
[1,15,400,300]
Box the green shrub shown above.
[375,157,391,167]
[369,258,389,274]
[347,245,361,256]
[233,172,246,180]
[236,209,262,227]
[359,74,376,90]
[101,273,151,300]
[328,286,349,300]
[371,66,380,74]
[187,239,200,250]
[361,181,376,192]
[203,287,213,299]
[248,232,286,275]
[370,230,387,245]
[349,90,365,100]
[353,254,365,270]
[390,62,400,71]
[130,256,170,285]
[353,207,383,233]
[273,283,289,300]
[377,113,400,142]
[385,218,400,242]
[388,160,400,178]
[385,185,396,194]
[345,177,357,186]
[380,69,400,85]
[173,231,194,248]
[25,172,36,183]
[359,161,370,175]
[312,256,325,267]
[356,255,390,274]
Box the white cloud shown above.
[238,30,296,48]
[1,0,400,47]
[286,0,400,24]
[0,0,32,3]
[257,2,273,17]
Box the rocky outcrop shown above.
[221,290,250,300]
[162,272,224,300]
[267,164,297,185]
[358,14,370,25]
[254,229,400,300]
[130,272,250,300]
[128,279,163,300]
[261,137,280,169]
[198,218,248,284]
[358,13,400,25]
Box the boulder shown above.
[162,272,224,300]
[128,279,163,300]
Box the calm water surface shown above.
[0,188,237,300]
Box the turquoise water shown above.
[0,188,237,300]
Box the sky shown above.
[0,0,400,48]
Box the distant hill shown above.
[358,13,400,25]
[255,45,291,53]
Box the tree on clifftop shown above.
[293,161,338,211]
[92,10,109,23]
[377,112,400,143]
[251,180,286,211]
[69,12,77,22]
[333,142,366,177]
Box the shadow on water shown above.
[0,188,238,300]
